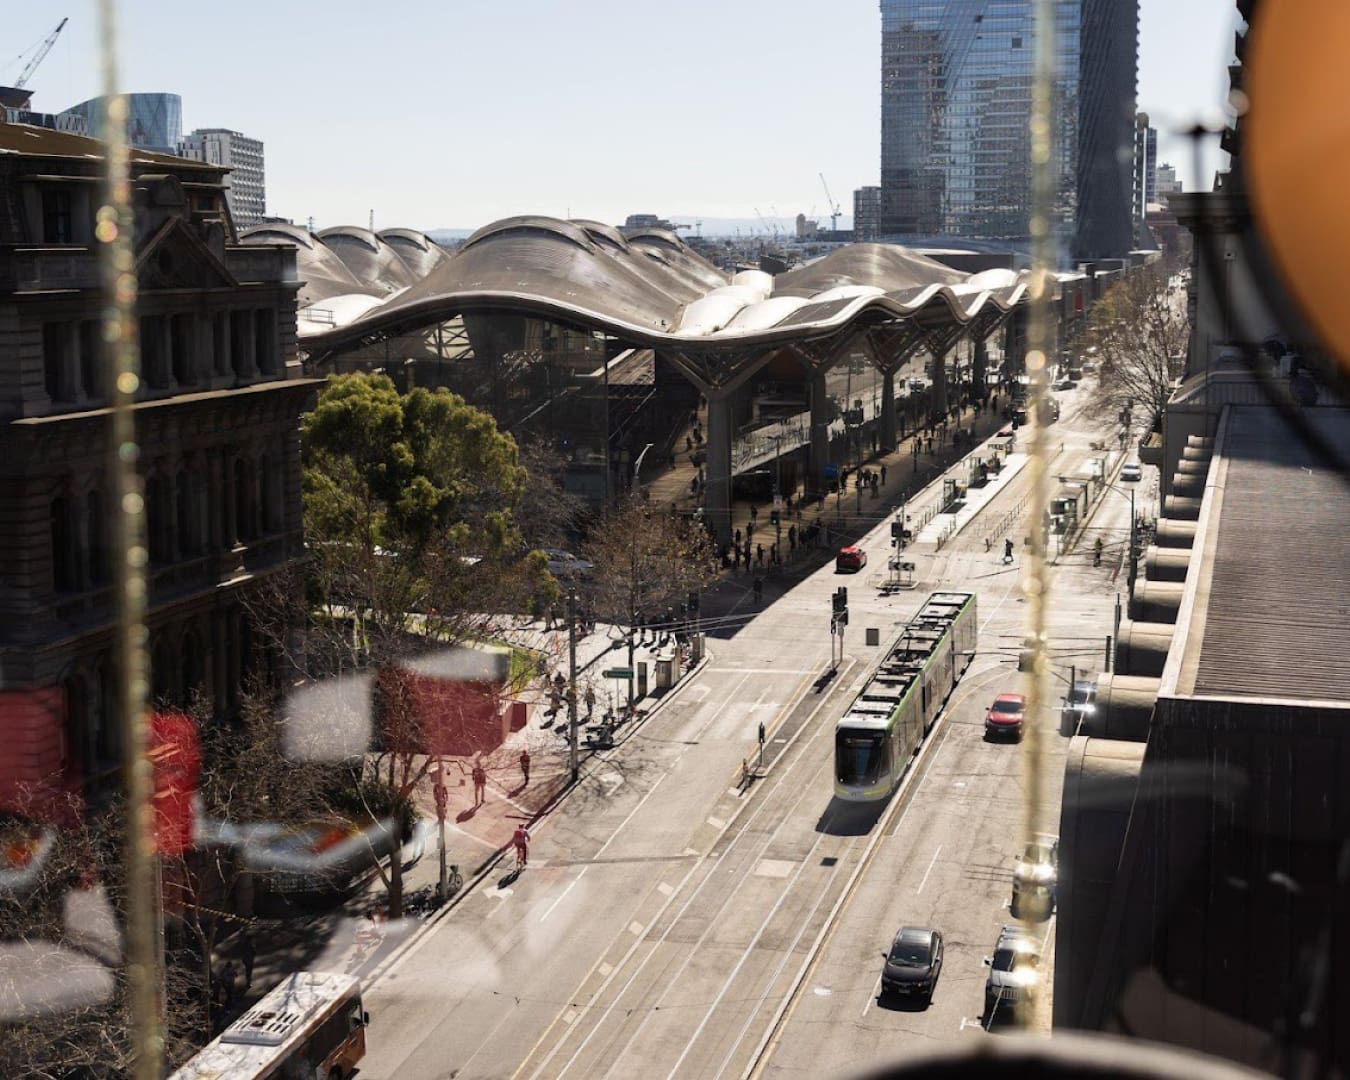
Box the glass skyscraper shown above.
[878,0,1136,261]
[58,93,183,155]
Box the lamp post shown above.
[633,442,653,491]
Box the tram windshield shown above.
[835,729,889,786]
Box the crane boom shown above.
[16,17,68,90]
[819,172,842,232]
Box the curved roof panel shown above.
[378,228,449,278]
[317,226,420,293]
[239,224,374,307]
[298,215,1032,359]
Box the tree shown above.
[1077,264,1190,434]
[297,373,555,915]
[514,436,585,553]
[581,497,719,705]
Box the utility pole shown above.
[433,759,449,902]
[567,588,579,783]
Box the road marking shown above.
[657,882,674,897]
[562,1009,578,1025]
[539,876,581,923]
[598,962,612,977]
[628,921,644,937]
[915,844,943,894]
[861,974,883,1018]
[754,859,795,879]
[707,816,726,830]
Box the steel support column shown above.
[973,336,989,399]
[808,371,832,499]
[880,368,897,451]
[704,391,734,546]
[930,349,949,420]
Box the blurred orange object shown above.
[1247,1,1350,372]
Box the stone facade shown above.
[0,121,320,804]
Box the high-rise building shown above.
[1133,112,1158,216]
[1155,162,1182,198]
[58,92,182,154]
[853,186,881,241]
[877,0,1138,262]
[181,128,266,227]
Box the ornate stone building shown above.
[0,120,319,805]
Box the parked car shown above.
[1012,834,1059,916]
[542,548,594,577]
[908,378,926,391]
[880,926,944,1002]
[1054,378,1074,391]
[836,546,867,572]
[984,925,1042,1021]
[1120,462,1142,482]
[1037,398,1061,424]
[984,693,1026,740]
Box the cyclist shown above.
[512,824,530,869]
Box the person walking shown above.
[1004,538,1015,563]
[584,684,596,719]
[519,748,531,786]
[472,761,487,806]
[753,576,764,604]
[239,932,256,991]
[881,463,887,486]
[757,543,765,568]
[788,525,797,553]
[512,824,530,869]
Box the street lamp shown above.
[633,442,653,490]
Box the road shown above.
[358,381,1135,1079]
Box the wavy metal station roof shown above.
[272,215,1032,366]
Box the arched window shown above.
[151,638,174,706]
[86,489,107,584]
[176,469,196,557]
[234,458,257,542]
[50,495,73,591]
[182,627,205,708]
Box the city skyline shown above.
[6,1,1236,230]
[5,1,1236,229]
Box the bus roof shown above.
[169,971,359,1079]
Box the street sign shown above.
[602,667,634,679]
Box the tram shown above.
[834,591,977,801]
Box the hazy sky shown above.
[9,0,1238,230]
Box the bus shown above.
[834,591,977,801]
[169,971,368,1080]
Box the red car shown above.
[985,693,1026,740]
[836,546,867,572]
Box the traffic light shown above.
[831,586,849,625]
[770,509,780,526]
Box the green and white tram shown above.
[834,591,977,801]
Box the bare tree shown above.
[581,496,720,704]
[515,436,586,552]
[1077,263,1190,433]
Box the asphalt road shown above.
[358,381,1137,1080]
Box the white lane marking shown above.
[598,962,612,977]
[539,871,584,924]
[754,859,795,879]
[707,816,726,830]
[657,882,674,897]
[628,921,644,937]
[916,844,943,894]
[861,973,883,1018]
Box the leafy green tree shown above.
[298,374,556,914]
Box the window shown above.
[51,496,73,591]
[254,308,277,375]
[171,314,195,386]
[234,458,257,541]
[87,490,107,584]
[141,315,167,389]
[230,310,250,379]
[43,322,70,402]
[79,321,101,401]
[41,187,73,244]
[176,469,196,556]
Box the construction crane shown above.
[15,17,68,90]
[819,173,842,233]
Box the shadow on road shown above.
[875,992,933,1013]
[815,796,890,836]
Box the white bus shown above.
[170,971,367,1080]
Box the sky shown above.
[8,0,1239,232]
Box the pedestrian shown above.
[519,747,531,786]
[585,685,596,718]
[220,961,242,1009]
[472,760,487,805]
[788,525,797,552]
[685,434,693,454]
[734,527,742,546]
[512,824,530,869]
[1004,538,1014,563]
[757,543,765,567]
[881,464,887,486]
[753,576,764,603]
[750,504,758,523]
[732,545,741,570]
